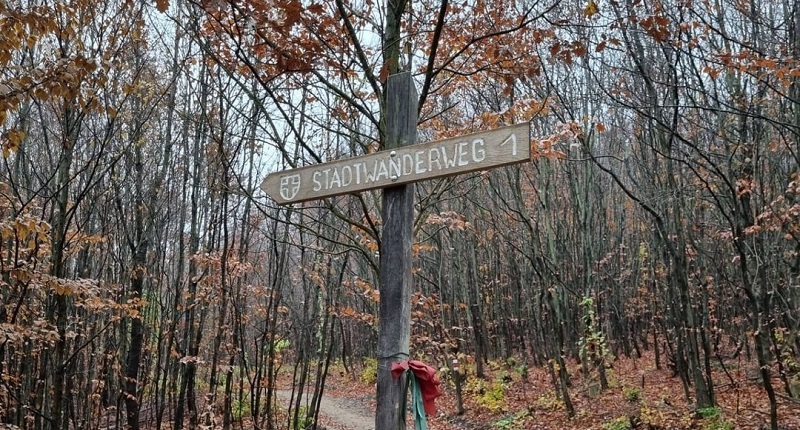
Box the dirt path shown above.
[275,390,374,430]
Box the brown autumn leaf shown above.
[282,0,303,26]
[584,0,599,17]
[155,0,169,12]
[306,3,324,14]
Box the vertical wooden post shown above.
[376,71,417,430]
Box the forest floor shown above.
[289,349,800,430]
[275,389,373,430]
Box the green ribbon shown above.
[409,372,428,430]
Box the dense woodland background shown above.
[1,0,800,428]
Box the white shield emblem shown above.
[279,174,301,201]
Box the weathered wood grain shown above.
[375,71,415,430]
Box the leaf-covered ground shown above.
[318,350,800,430]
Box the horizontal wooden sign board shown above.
[261,122,531,204]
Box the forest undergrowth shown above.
[312,349,800,430]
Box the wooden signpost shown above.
[261,72,531,430]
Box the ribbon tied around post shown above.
[391,360,443,430]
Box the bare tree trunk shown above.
[46,101,81,430]
[175,62,210,430]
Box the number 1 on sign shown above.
[501,133,517,155]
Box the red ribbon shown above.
[391,360,443,415]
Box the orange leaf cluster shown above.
[425,211,470,231]
[331,305,376,326]
[413,0,549,117]
[199,0,345,82]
